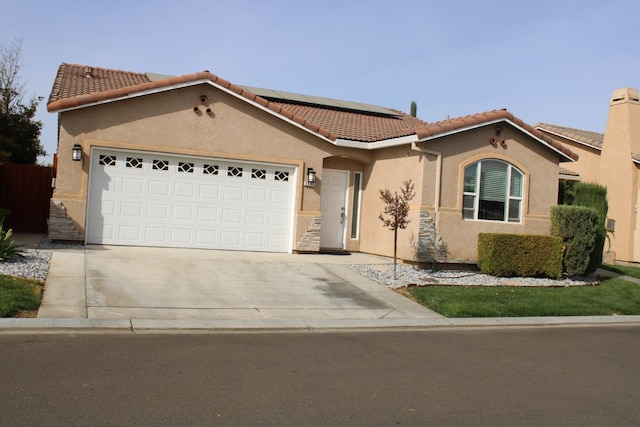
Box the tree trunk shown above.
[393,225,398,280]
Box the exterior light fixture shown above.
[72,144,83,161]
[304,168,316,187]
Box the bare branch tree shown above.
[0,38,45,164]
[0,38,26,116]
[379,180,416,279]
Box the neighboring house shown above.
[47,64,577,263]
[537,87,640,263]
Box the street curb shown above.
[1,316,640,333]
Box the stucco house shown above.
[46,64,577,263]
[537,87,640,263]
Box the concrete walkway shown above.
[3,234,640,333]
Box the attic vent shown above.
[84,67,93,78]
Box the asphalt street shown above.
[1,326,639,426]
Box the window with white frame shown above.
[463,159,523,222]
[350,172,362,239]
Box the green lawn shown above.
[405,277,640,317]
[0,274,43,318]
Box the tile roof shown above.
[535,122,604,150]
[415,110,579,161]
[559,167,580,177]
[48,64,150,104]
[46,63,577,160]
[267,102,426,142]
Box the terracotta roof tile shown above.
[46,63,577,160]
[48,63,150,105]
[415,110,579,161]
[560,167,580,177]
[535,122,604,149]
[268,102,426,142]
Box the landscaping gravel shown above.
[0,250,52,282]
[345,263,599,289]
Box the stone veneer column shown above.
[296,216,321,252]
[415,210,446,262]
[48,200,84,242]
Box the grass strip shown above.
[0,274,43,317]
[406,277,640,317]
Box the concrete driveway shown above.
[39,245,442,322]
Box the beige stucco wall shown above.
[597,88,640,262]
[358,145,425,261]
[359,124,563,261]
[53,83,368,251]
[538,133,601,183]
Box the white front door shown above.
[320,169,349,249]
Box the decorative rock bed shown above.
[345,263,599,289]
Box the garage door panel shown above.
[244,233,265,247]
[173,205,194,221]
[171,228,192,244]
[222,208,242,224]
[197,207,218,222]
[221,231,241,246]
[120,202,143,218]
[246,210,266,225]
[118,225,141,241]
[101,200,116,216]
[122,178,144,194]
[175,182,196,198]
[145,228,168,243]
[88,149,295,252]
[147,204,169,219]
[269,212,289,227]
[199,184,220,199]
[148,180,170,196]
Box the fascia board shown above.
[334,134,419,150]
[53,80,210,113]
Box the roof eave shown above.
[334,134,419,150]
[417,118,578,162]
[535,126,602,151]
[47,76,338,145]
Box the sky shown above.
[3,0,639,165]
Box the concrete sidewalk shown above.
[4,234,640,333]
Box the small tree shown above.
[379,180,415,279]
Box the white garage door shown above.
[87,148,296,252]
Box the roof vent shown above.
[84,67,93,78]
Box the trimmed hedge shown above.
[550,205,598,275]
[477,233,563,279]
[572,182,608,273]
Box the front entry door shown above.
[320,169,349,249]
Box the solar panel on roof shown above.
[242,86,398,116]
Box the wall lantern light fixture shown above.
[304,168,316,187]
[72,144,83,161]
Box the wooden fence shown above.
[0,163,54,233]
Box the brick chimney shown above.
[597,88,640,261]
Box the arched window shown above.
[463,159,523,222]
